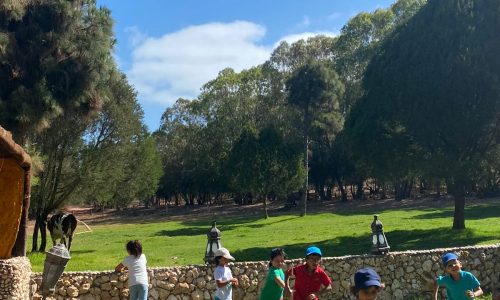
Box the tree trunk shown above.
[450,182,466,230]
[395,180,412,201]
[326,186,332,200]
[380,185,387,200]
[32,219,40,253]
[336,177,348,202]
[39,216,48,252]
[302,134,308,217]
[355,180,364,200]
[436,180,441,197]
[263,195,268,219]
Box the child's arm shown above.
[114,263,127,272]
[466,286,483,298]
[315,283,332,298]
[432,279,439,300]
[274,275,286,288]
[284,266,294,297]
[216,279,232,288]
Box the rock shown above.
[422,260,432,272]
[79,283,91,294]
[67,286,79,297]
[191,289,203,300]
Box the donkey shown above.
[47,213,77,251]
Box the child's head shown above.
[214,248,235,266]
[351,268,383,300]
[442,252,462,274]
[305,246,322,270]
[126,240,142,257]
[269,248,287,267]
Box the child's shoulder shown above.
[461,270,480,280]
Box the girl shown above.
[350,268,384,300]
[115,240,148,300]
[260,248,287,300]
[214,247,238,300]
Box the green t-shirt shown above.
[260,266,285,300]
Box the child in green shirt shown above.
[433,252,483,300]
[260,248,287,300]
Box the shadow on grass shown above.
[231,227,496,262]
[180,216,300,230]
[69,249,96,254]
[153,227,208,237]
[154,216,302,237]
[410,204,500,220]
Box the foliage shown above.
[286,62,345,215]
[0,0,114,142]
[227,126,305,218]
[344,0,500,228]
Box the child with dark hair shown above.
[115,240,148,300]
[350,268,384,300]
[214,247,238,300]
[433,252,483,300]
[259,248,287,300]
[285,246,332,300]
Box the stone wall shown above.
[0,257,31,300]
[31,244,500,300]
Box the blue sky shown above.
[96,0,395,131]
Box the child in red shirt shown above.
[285,246,332,300]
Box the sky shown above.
[96,0,395,131]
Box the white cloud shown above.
[328,12,342,20]
[124,26,148,47]
[126,21,270,105]
[126,22,337,106]
[275,31,338,48]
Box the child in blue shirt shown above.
[433,252,483,300]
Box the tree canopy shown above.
[344,0,500,229]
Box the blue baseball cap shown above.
[305,246,322,257]
[354,268,381,288]
[442,252,459,265]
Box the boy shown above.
[285,246,332,300]
[433,252,483,300]
[351,268,384,300]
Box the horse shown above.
[47,213,77,251]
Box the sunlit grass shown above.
[28,203,500,272]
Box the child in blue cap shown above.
[285,246,332,300]
[433,252,483,300]
[350,268,384,300]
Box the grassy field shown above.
[28,202,500,272]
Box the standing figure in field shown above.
[47,213,77,251]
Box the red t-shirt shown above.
[286,264,332,300]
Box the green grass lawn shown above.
[28,202,500,272]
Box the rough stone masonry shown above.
[7,244,499,299]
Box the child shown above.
[433,252,483,300]
[115,240,148,300]
[350,268,384,300]
[285,246,332,300]
[260,248,287,300]
[214,247,239,300]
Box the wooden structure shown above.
[0,126,31,258]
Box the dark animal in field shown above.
[47,213,77,251]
